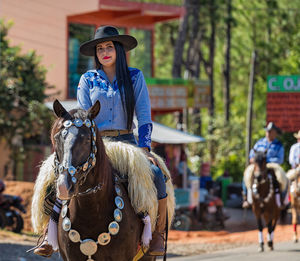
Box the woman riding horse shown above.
[34,26,168,258]
[52,101,157,260]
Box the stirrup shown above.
[33,242,54,258]
[26,230,47,253]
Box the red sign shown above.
[267,92,300,132]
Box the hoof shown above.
[293,235,298,243]
[258,243,264,252]
[267,241,274,251]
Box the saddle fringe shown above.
[31,141,175,234]
[103,139,175,231]
[31,153,56,234]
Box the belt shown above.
[100,130,133,137]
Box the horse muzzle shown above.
[57,173,73,200]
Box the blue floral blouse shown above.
[77,67,152,149]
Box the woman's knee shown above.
[151,165,165,182]
[150,164,167,199]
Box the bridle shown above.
[253,169,274,208]
[54,118,126,260]
[54,117,99,192]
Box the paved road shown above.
[164,241,300,261]
[2,239,300,261]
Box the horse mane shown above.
[94,132,111,188]
[50,108,111,188]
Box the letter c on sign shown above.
[268,77,279,91]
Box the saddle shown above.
[287,168,300,197]
[287,168,300,181]
[244,163,288,192]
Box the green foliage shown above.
[0,19,54,173]
[130,29,152,77]
[184,0,300,181]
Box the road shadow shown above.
[224,208,292,233]
[0,242,62,261]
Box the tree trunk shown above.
[172,0,189,78]
[186,0,201,79]
[223,0,232,123]
[207,0,217,163]
[208,0,216,123]
[245,51,257,166]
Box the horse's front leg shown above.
[257,217,264,252]
[267,220,275,250]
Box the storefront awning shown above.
[68,0,185,29]
[134,120,204,144]
[45,100,204,144]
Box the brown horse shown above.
[251,151,280,252]
[52,100,155,261]
[288,167,300,242]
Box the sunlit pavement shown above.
[162,241,300,261]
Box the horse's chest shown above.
[252,174,274,205]
[58,199,142,261]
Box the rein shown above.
[74,183,103,198]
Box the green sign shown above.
[267,75,300,92]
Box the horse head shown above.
[253,149,268,182]
[51,100,101,200]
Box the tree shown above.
[0,20,54,178]
[223,0,232,123]
[118,0,300,179]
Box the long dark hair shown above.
[94,42,135,130]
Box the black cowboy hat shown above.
[79,26,138,56]
[264,122,282,134]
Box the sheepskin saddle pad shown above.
[286,168,300,181]
[243,163,288,191]
[31,140,175,234]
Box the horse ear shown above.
[253,148,257,154]
[264,149,268,156]
[53,99,68,118]
[88,101,101,119]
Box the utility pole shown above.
[245,51,256,166]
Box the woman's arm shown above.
[133,70,152,150]
[138,123,152,151]
[77,74,92,110]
